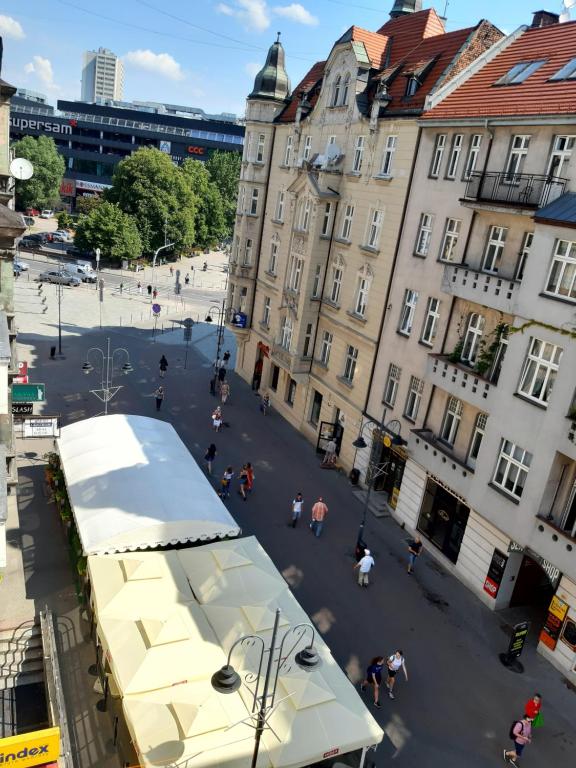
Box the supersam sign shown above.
[0,727,60,768]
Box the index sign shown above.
[12,383,45,402]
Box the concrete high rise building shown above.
[81,47,124,102]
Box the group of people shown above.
[212,461,255,500]
[503,694,543,766]
[360,652,409,706]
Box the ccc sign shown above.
[187,146,205,155]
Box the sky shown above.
[0,1,572,117]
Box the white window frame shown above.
[280,316,293,350]
[343,345,358,382]
[547,135,575,177]
[340,204,354,241]
[321,202,332,236]
[268,238,279,274]
[430,134,446,178]
[354,275,370,316]
[320,330,333,365]
[256,133,265,163]
[250,187,259,215]
[467,412,487,469]
[302,323,313,358]
[414,213,434,257]
[288,255,304,292]
[518,337,563,405]
[463,134,482,180]
[446,134,463,179]
[366,209,383,249]
[352,136,365,173]
[342,73,351,105]
[545,239,576,301]
[404,376,424,421]
[312,264,322,297]
[243,238,253,266]
[383,363,401,406]
[493,439,532,499]
[482,225,508,274]
[275,190,285,221]
[302,135,312,162]
[440,396,463,446]
[515,231,533,281]
[262,296,271,326]
[439,218,461,262]
[505,135,530,181]
[329,264,343,303]
[420,297,440,346]
[331,75,341,107]
[461,312,485,365]
[283,135,293,166]
[398,289,418,335]
[380,135,397,176]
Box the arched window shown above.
[461,313,485,365]
[342,73,351,105]
[354,264,373,316]
[332,75,341,107]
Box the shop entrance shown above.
[510,554,556,608]
[368,433,406,507]
[417,478,470,564]
[316,420,343,456]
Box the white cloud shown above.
[216,0,270,32]
[0,15,25,39]
[124,50,184,81]
[24,56,60,92]
[273,3,318,25]
[245,62,262,78]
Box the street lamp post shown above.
[205,298,227,363]
[211,608,320,768]
[82,337,133,415]
[151,242,175,295]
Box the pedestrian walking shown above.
[119,282,124,294]
[321,438,337,467]
[210,375,217,396]
[170,266,174,276]
[291,493,304,528]
[218,365,227,383]
[147,284,152,296]
[354,548,375,587]
[238,465,249,500]
[204,443,217,475]
[223,350,231,366]
[153,288,158,300]
[504,716,533,766]
[154,386,164,412]
[525,693,543,730]
[159,355,168,378]
[260,393,270,415]
[212,406,223,432]
[407,535,423,574]
[360,656,385,708]
[245,462,255,494]
[138,282,143,295]
[220,381,230,404]
[386,651,408,699]
[310,497,328,538]
[185,273,190,285]
[219,466,234,499]
[213,357,223,372]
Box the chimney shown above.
[531,10,560,28]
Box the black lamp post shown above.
[211,608,320,768]
[205,298,227,363]
[82,337,133,415]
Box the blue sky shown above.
[0,1,570,116]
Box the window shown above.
[302,135,312,162]
[467,412,487,469]
[340,204,354,240]
[243,238,253,265]
[439,218,461,262]
[288,256,303,292]
[256,133,265,163]
[352,136,365,173]
[232,235,239,263]
[280,316,293,350]
[463,134,482,180]
[342,73,351,105]
[383,363,401,406]
[250,188,259,215]
[320,331,333,365]
[496,60,546,85]
[505,135,530,181]
[283,135,293,166]
[303,323,313,357]
[493,439,532,499]
[270,364,280,391]
[275,191,285,221]
[461,313,485,365]
[268,238,279,274]
[405,77,418,97]
[310,390,323,426]
[239,286,248,312]
[244,132,252,162]
[420,297,440,346]
[482,225,508,274]
[547,135,575,177]
[301,198,311,231]
[238,186,245,213]
[518,337,563,405]
[446,134,463,179]
[488,325,509,384]
[545,239,576,300]
[321,202,332,236]
[354,275,370,316]
[366,209,383,249]
[286,378,297,406]
[404,376,424,421]
[398,289,418,335]
[549,57,576,81]
[332,75,341,106]
[312,264,322,297]
[262,297,271,326]
[329,263,343,303]
[414,213,434,257]
[430,134,446,177]
[440,397,463,446]
[515,231,533,281]
[380,135,397,176]
[343,345,358,382]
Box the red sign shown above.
[323,748,339,759]
[187,145,205,155]
[14,361,28,384]
[60,178,76,196]
[483,576,499,597]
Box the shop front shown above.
[417,477,470,564]
[367,429,407,509]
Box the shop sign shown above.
[76,180,112,192]
[506,543,561,586]
[14,361,28,384]
[508,540,524,554]
[10,116,72,135]
[12,402,33,416]
[426,472,467,504]
[159,140,172,154]
[23,417,59,438]
[323,748,339,759]
[390,486,400,510]
[232,312,247,328]
[60,178,76,196]
[507,621,530,658]
[539,595,569,651]
[0,726,60,768]
[483,548,508,599]
[187,145,205,155]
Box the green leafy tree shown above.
[12,136,65,210]
[56,211,74,230]
[106,147,196,254]
[204,150,241,234]
[74,201,141,263]
[181,159,227,248]
[75,196,102,216]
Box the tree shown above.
[74,201,141,263]
[181,159,227,248]
[106,148,196,254]
[204,150,242,234]
[57,212,74,230]
[75,196,102,216]
[12,136,65,210]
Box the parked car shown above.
[38,270,81,286]
[67,263,97,283]
[40,209,53,219]
[53,229,72,241]
[14,259,29,271]
[66,245,94,259]
[51,232,70,243]
[20,233,47,248]
[25,208,39,217]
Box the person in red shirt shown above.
[525,693,542,720]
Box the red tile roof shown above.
[378,8,446,61]
[278,60,325,123]
[345,26,389,69]
[424,20,576,119]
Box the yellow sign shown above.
[382,435,392,448]
[0,727,60,768]
[549,595,569,622]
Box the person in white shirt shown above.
[291,493,304,528]
[386,650,408,699]
[354,548,375,586]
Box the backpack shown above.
[509,720,523,740]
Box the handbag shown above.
[532,711,544,728]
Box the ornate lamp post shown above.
[205,298,227,362]
[82,337,133,415]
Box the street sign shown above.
[12,383,45,402]
[14,360,29,384]
[23,417,59,438]
[12,402,33,415]
[152,303,161,316]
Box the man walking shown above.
[354,548,375,587]
[291,493,304,528]
[310,497,328,538]
[407,536,423,574]
[154,386,164,412]
[504,716,533,766]
[159,355,168,378]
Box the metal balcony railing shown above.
[464,171,567,208]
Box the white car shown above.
[14,259,29,271]
[40,209,53,219]
[38,270,81,286]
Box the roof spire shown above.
[249,35,291,102]
[276,31,281,42]
[390,0,422,18]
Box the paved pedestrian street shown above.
[3,270,575,768]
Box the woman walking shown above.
[360,656,385,709]
[212,406,223,432]
[204,443,217,475]
[154,386,164,412]
[159,355,168,378]
[245,462,255,495]
[260,392,270,415]
[220,381,230,404]
[386,650,408,700]
[238,464,249,500]
[219,466,234,499]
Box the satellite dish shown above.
[10,158,34,181]
[325,143,340,162]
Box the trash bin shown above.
[50,346,56,359]
[349,467,360,486]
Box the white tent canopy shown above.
[57,414,240,555]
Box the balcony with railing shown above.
[442,264,518,314]
[426,355,495,411]
[463,171,567,210]
[270,342,311,375]
[409,429,474,499]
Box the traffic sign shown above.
[12,402,33,415]
[14,361,29,384]
[12,383,46,402]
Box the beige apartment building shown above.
[364,12,576,681]
[227,2,501,470]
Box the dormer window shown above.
[332,75,341,107]
[342,74,351,105]
[549,57,576,81]
[495,60,546,86]
[405,77,419,97]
